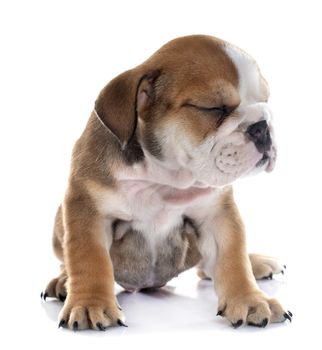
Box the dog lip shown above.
[255,152,269,168]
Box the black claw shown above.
[58,294,66,302]
[96,322,107,331]
[73,321,79,331]
[284,312,292,322]
[287,310,293,317]
[43,292,48,301]
[284,265,287,269]
[216,310,223,317]
[248,318,268,328]
[40,292,43,299]
[117,319,128,327]
[58,319,66,328]
[264,272,273,280]
[232,319,243,329]
[261,318,269,327]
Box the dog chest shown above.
[115,179,214,236]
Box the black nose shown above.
[246,120,272,153]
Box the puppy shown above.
[42,35,292,330]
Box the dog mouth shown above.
[256,146,276,173]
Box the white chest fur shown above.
[116,179,214,237]
[94,157,220,241]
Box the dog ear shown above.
[95,69,161,149]
[95,69,139,149]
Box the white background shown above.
[1,0,321,348]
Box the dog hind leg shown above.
[42,205,68,302]
[197,254,285,281]
[249,254,285,280]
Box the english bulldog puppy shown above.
[42,35,292,330]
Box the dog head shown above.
[95,35,276,187]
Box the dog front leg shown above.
[203,190,291,328]
[58,188,124,331]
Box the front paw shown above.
[58,295,126,331]
[217,291,292,328]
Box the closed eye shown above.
[197,105,228,114]
[184,103,232,120]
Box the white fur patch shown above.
[224,43,268,104]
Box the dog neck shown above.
[117,149,209,189]
[116,150,216,209]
